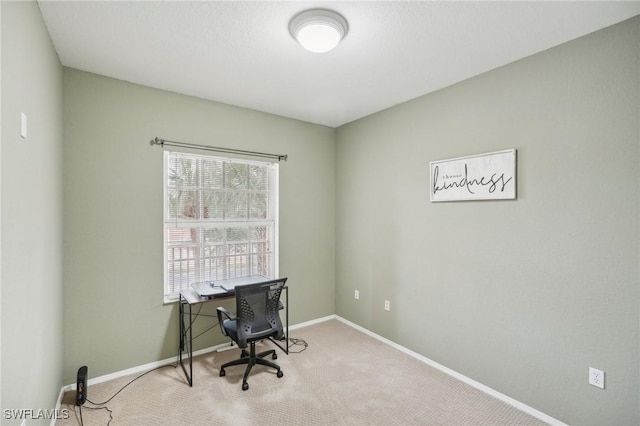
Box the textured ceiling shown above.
[38,1,640,128]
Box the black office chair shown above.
[216,277,287,391]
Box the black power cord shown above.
[74,307,220,426]
[75,307,306,425]
[288,337,309,353]
[76,362,177,426]
[79,404,113,426]
[88,364,177,407]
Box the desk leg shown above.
[270,286,289,355]
[188,302,193,386]
[179,296,184,351]
[285,286,289,355]
[178,296,194,387]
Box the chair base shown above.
[219,341,283,390]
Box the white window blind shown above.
[164,151,278,300]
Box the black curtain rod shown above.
[150,137,288,162]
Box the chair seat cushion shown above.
[223,319,279,348]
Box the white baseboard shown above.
[61,315,336,392]
[334,315,567,426]
[289,314,336,330]
[51,386,65,426]
[62,342,229,392]
[58,314,562,426]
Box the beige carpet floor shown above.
[58,319,549,426]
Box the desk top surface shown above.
[181,275,275,305]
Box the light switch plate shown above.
[20,112,27,139]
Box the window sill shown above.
[164,295,180,305]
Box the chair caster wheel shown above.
[272,353,278,360]
[242,382,249,391]
[220,370,225,377]
[277,370,283,378]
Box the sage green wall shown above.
[335,17,639,426]
[1,1,64,422]
[62,69,335,384]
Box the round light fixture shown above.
[289,9,348,53]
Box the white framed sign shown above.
[430,149,516,202]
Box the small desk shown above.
[178,275,289,387]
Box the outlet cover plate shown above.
[589,367,605,389]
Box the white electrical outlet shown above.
[589,367,605,389]
[354,290,359,300]
[384,300,390,311]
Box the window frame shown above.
[163,150,279,302]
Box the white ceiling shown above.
[38,1,640,128]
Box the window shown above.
[164,151,278,300]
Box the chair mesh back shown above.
[234,278,286,346]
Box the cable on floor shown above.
[288,337,309,353]
[75,363,176,426]
[79,404,113,426]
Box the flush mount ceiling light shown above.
[289,9,348,53]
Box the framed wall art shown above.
[430,149,517,202]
